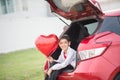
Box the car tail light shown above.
[79,47,106,60]
[78,41,111,60]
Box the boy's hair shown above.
[59,34,71,42]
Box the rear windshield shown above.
[84,21,98,35]
[52,0,87,12]
[79,19,99,35]
[98,16,120,35]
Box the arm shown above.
[47,52,63,63]
[47,53,63,76]
[51,51,76,70]
[47,56,54,63]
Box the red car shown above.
[35,0,120,80]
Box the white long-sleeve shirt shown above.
[51,47,76,70]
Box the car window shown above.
[98,16,120,35]
[85,22,99,35]
[80,19,99,35]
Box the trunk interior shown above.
[51,21,90,60]
[44,18,99,73]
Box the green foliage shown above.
[0,48,46,80]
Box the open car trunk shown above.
[41,18,99,79]
[35,18,99,72]
[51,18,98,60]
[35,18,100,79]
[35,0,103,59]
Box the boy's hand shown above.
[47,68,53,76]
[47,56,54,63]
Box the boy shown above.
[45,34,76,80]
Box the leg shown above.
[45,74,49,80]
[49,69,62,80]
[49,65,74,80]
[45,61,58,80]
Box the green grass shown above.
[0,48,46,80]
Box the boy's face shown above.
[59,39,70,51]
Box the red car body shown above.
[35,0,120,80]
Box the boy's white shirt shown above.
[51,47,76,70]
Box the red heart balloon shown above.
[35,34,59,57]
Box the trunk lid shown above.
[46,0,103,20]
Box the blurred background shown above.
[0,0,120,53]
[0,0,67,53]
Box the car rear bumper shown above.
[59,56,116,80]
